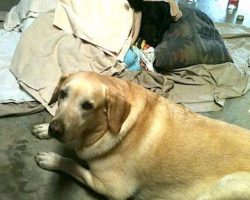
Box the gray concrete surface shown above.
[0,111,106,200]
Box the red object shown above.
[228,0,239,6]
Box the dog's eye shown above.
[59,89,67,99]
[81,101,93,110]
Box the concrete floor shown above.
[0,111,107,200]
[1,0,250,199]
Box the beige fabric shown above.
[166,0,182,21]
[4,0,57,31]
[117,71,175,97]
[0,101,44,117]
[53,0,133,60]
[11,13,125,115]
[118,62,249,112]
[131,11,142,45]
[215,23,250,92]
[10,15,250,115]
[167,63,249,112]
[215,23,250,39]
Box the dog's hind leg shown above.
[32,123,51,139]
[197,172,250,200]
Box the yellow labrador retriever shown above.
[33,71,250,200]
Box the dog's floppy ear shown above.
[48,74,69,105]
[105,87,131,134]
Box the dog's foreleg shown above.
[32,123,51,139]
[35,152,105,193]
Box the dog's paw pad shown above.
[35,152,62,170]
[32,124,50,139]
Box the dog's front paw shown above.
[32,124,50,139]
[35,152,63,170]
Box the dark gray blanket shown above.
[154,4,232,72]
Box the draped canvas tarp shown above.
[10,12,250,115]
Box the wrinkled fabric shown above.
[0,101,44,117]
[215,23,250,39]
[4,0,57,31]
[54,0,133,60]
[118,62,249,112]
[0,30,34,103]
[11,13,125,115]
[117,70,174,96]
[8,6,250,116]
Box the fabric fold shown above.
[7,2,250,115]
[4,0,57,31]
[53,0,133,60]
[11,13,125,115]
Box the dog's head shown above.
[48,72,131,145]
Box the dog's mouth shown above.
[48,129,64,141]
[48,128,76,144]
[48,122,65,142]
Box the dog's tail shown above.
[127,0,143,11]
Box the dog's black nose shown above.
[49,120,64,138]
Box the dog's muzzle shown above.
[48,120,64,139]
